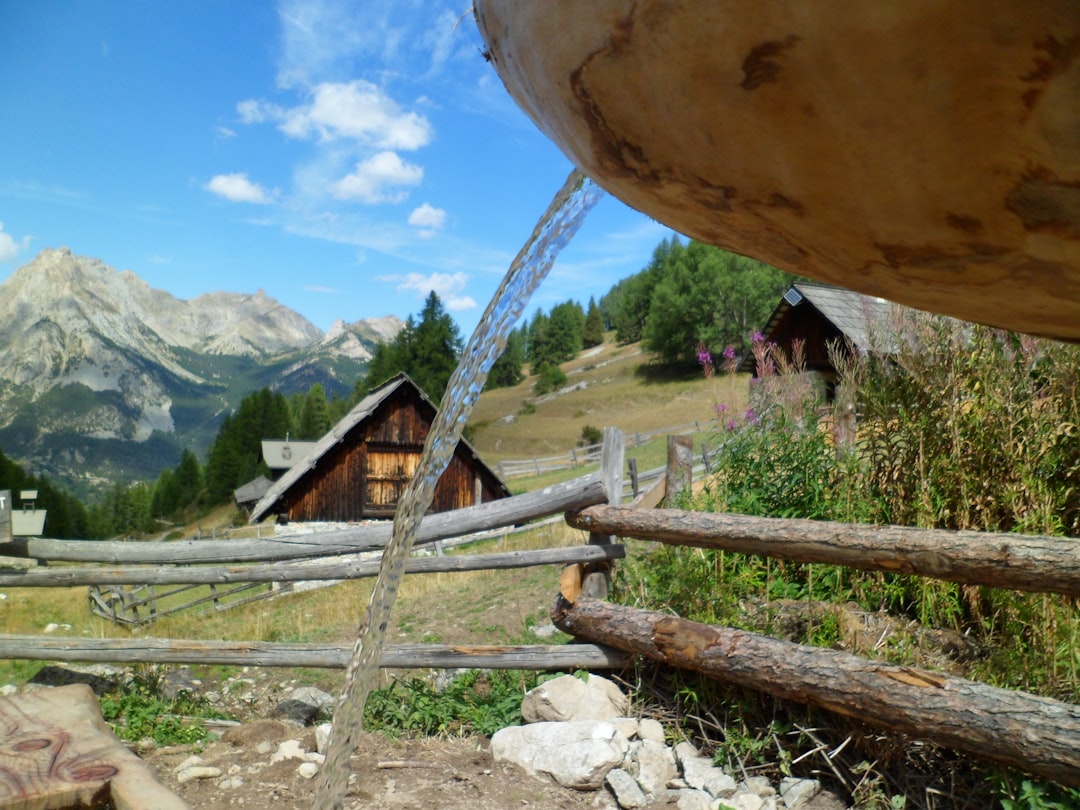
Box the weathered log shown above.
[552,596,1080,787]
[567,504,1080,597]
[0,683,189,809]
[583,428,625,599]
[0,544,624,587]
[0,472,607,565]
[0,636,630,670]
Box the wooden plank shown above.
[567,504,1080,597]
[0,472,607,565]
[0,683,189,809]
[0,637,631,670]
[552,596,1080,788]
[0,544,625,587]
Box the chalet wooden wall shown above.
[278,385,506,522]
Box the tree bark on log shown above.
[567,504,1080,597]
[0,636,631,671]
[552,596,1080,787]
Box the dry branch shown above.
[552,596,1080,787]
[567,504,1080,597]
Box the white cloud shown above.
[204,173,277,204]
[379,270,477,311]
[279,80,433,150]
[0,222,30,263]
[408,203,446,238]
[330,151,422,204]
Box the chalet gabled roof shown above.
[247,372,508,523]
[738,282,895,373]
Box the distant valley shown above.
[0,248,401,497]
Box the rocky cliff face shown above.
[0,248,402,495]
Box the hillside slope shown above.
[468,337,747,463]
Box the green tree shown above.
[582,297,605,348]
[204,387,293,504]
[602,236,674,344]
[356,291,463,401]
[547,300,585,362]
[486,326,527,390]
[297,383,332,439]
[643,240,791,364]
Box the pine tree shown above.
[582,297,605,348]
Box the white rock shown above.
[733,793,764,810]
[271,739,309,763]
[681,756,736,798]
[491,720,631,790]
[316,722,332,755]
[176,766,222,784]
[0,685,17,696]
[298,761,320,779]
[219,777,244,789]
[637,718,666,744]
[606,768,649,808]
[175,755,204,772]
[780,777,822,810]
[673,740,700,764]
[632,740,678,797]
[43,623,58,633]
[611,717,639,741]
[520,674,628,723]
[741,776,775,797]
[677,788,720,810]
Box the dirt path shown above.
[144,720,626,810]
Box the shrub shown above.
[532,363,567,395]
[578,424,603,447]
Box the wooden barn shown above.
[738,281,895,394]
[248,373,511,523]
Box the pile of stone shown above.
[491,673,838,810]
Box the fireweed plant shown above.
[614,315,1080,803]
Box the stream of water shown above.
[312,168,605,809]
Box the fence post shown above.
[582,427,624,599]
[701,443,712,474]
[628,458,640,498]
[666,435,693,504]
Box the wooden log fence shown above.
[551,596,1080,788]
[565,504,1080,598]
[496,419,707,479]
[2,424,1080,786]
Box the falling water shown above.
[313,168,605,809]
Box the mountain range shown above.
[0,248,402,497]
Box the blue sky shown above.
[0,1,672,336]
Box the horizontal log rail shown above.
[552,596,1080,788]
[0,635,631,671]
[568,504,1080,597]
[3,544,625,587]
[0,472,606,565]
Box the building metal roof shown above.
[261,440,318,471]
[248,372,507,523]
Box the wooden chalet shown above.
[248,373,511,523]
[739,281,895,393]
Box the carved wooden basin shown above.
[474,1,1080,340]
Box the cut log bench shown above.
[0,684,189,809]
